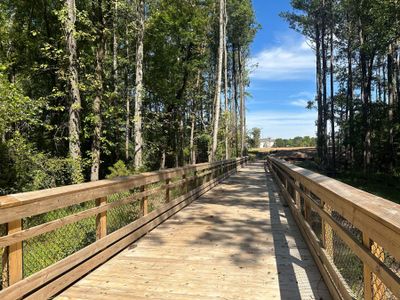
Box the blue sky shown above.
[247,0,317,139]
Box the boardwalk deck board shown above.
[56,162,331,300]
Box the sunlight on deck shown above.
[57,163,330,300]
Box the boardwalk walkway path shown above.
[57,162,331,300]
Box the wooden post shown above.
[95,197,107,240]
[363,233,373,300]
[322,202,334,257]
[194,170,198,187]
[140,185,148,216]
[165,178,170,203]
[182,174,187,194]
[303,188,311,223]
[8,219,23,285]
[294,180,301,209]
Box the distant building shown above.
[259,138,275,148]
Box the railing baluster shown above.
[96,197,107,239]
[363,233,373,300]
[8,219,23,285]
[182,173,187,194]
[140,185,148,216]
[303,187,311,223]
[294,180,301,209]
[165,178,170,203]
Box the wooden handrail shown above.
[267,156,400,300]
[0,157,248,299]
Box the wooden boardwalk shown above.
[57,162,331,300]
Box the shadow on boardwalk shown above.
[57,162,330,300]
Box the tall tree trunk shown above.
[232,44,239,157]
[125,27,130,161]
[238,47,245,157]
[133,0,145,169]
[388,43,397,172]
[315,22,324,162]
[189,104,196,165]
[112,0,119,160]
[359,21,373,173]
[382,64,387,103]
[321,0,328,165]
[397,44,400,120]
[189,72,201,165]
[65,0,82,182]
[347,35,354,166]
[330,21,335,170]
[113,0,118,92]
[223,0,229,160]
[90,0,105,181]
[358,7,376,174]
[160,150,166,169]
[210,0,224,162]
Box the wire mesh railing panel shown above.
[322,209,364,299]
[384,252,400,278]
[23,214,96,278]
[310,208,322,241]
[107,191,141,234]
[369,243,400,300]
[331,211,362,243]
[148,191,166,213]
[21,200,97,278]
[331,230,364,299]
[24,200,96,228]
[170,184,185,200]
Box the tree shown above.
[133,0,145,169]
[284,0,400,175]
[90,0,106,181]
[250,127,261,148]
[64,0,83,182]
[0,0,258,193]
[210,0,225,162]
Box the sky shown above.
[248,0,317,139]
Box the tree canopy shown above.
[0,0,258,194]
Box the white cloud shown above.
[247,110,317,139]
[290,99,309,107]
[250,37,315,81]
[289,91,314,99]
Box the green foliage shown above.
[0,132,81,195]
[248,127,261,148]
[0,0,257,193]
[284,0,400,176]
[274,136,316,148]
[0,73,44,137]
[106,160,131,179]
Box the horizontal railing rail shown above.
[0,157,248,299]
[266,157,400,300]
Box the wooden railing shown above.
[0,157,247,299]
[266,157,400,300]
